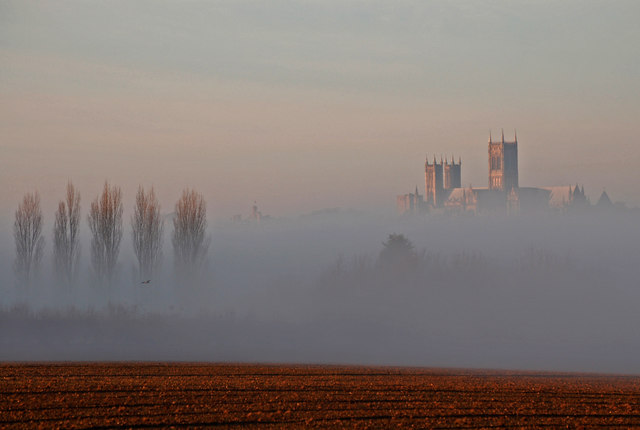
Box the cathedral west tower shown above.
[425,155,461,207]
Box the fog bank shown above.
[2,210,640,374]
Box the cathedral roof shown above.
[597,191,613,207]
[539,186,574,208]
[445,188,467,201]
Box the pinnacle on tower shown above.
[514,129,517,142]
[501,129,504,143]
[489,130,492,143]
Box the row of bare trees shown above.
[13,182,210,286]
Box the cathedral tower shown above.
[444,156,461,189]
[425,155,443,206]
[488,129,518,191]
[426,155,461,207]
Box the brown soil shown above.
[2,363,640,428]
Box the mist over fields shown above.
[3,0,640,380]
[2,209,640,374]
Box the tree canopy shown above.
[378,233,416,268]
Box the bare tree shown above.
[53,182,81,284]
[131,186,164,280]
[172,189,209,274]
[14,191,45,284]
[88,182,123,283]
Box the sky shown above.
[3,1,640,372]
[2,0,640,222]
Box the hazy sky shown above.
[2,0,639,221]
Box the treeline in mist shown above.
[12,182,209,287]
[4,195,640,372]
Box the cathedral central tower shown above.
[488,129,518,191]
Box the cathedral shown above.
[397,130,589,215]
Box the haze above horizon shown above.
[2,0,639,221]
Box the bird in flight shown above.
[141,280,151,284]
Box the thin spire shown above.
[514,129,517,142]
[489,130,492,143]
[501,129,504,143]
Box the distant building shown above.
[596,191,613,208]
[231,201,271,223]
[398,130,593,215]
[397,186,423,215]
[251,201,262,222]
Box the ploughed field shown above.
[2,364,640,428]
